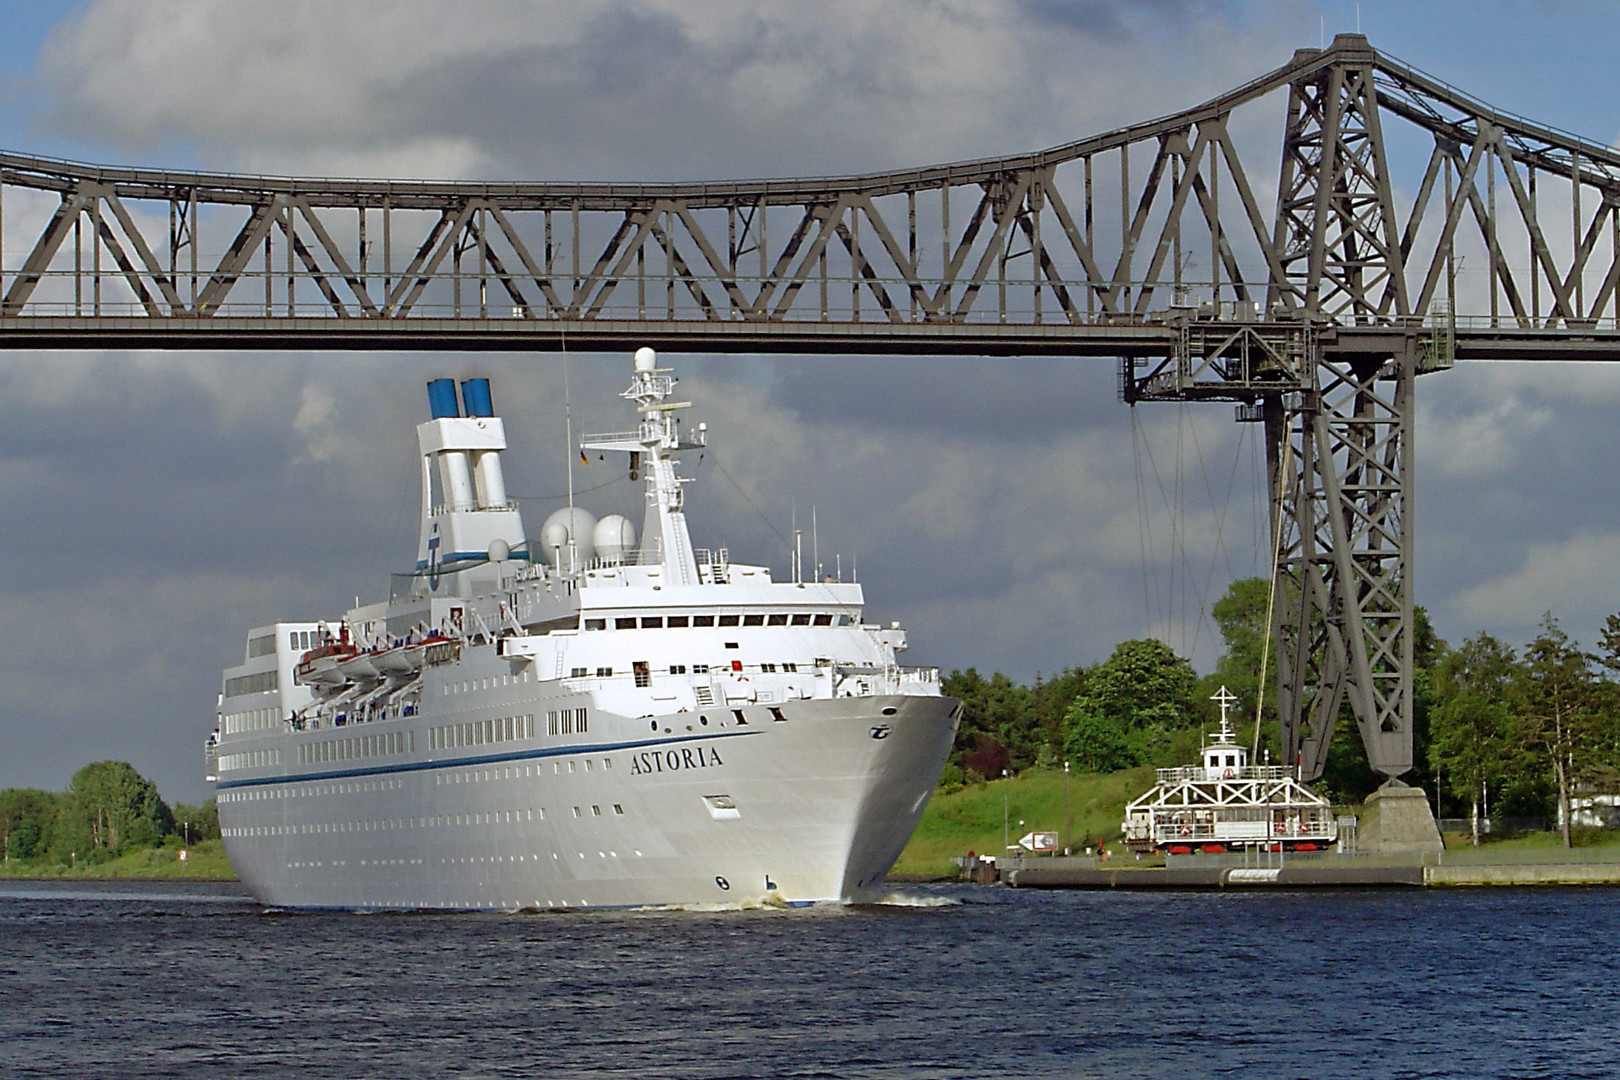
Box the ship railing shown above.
[694,548,730,583]
[1154,764,1294,783]
[1146,815,1339,844]
[580,429,643,445]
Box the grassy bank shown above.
[0,839,235,880]
[891,767,1155,879]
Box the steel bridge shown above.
[3,33,1616,785]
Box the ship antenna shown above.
[562,337,578,574]
[812,505,819,582]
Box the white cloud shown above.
[37,0,1311,179]
[1449,530,1620,633]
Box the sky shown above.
[3,0,1620,803]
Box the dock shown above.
[987,854,1620,890]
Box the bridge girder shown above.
[5,33,1619,784]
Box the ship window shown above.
[744,614,765,626]
[692,615,715,627]
[767,614,788,626]
[783,662,798,672]
[641,617,663,629]
[616,617,637,630]
[592,805,602,816]
[731,709,747,725]
[724,642,739,650]
[572,807,581,818]
[547,712,558,735]
[694,664,710,674]
[837,615,853,626]
[596,667,612,678]
[718,615,740,627]
[576,708,588,734]
[769,707,787,722]
[585,618,606,631]
[634,661,651,688]
[761,663,777,673]
[568,667,586,677]
[791,614,811,626]
[813,614,832,626]
[666,615,689,628]
[613,804,625,815]
[669,664,687,675]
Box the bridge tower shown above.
[1266,39,1421,784]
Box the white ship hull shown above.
[220,693,955,909]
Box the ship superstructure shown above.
[1121,687,1338,855]
[209,349,960,909]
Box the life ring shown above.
[1223,768,1236,779]
[1179,825,1192,837]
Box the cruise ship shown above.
[208,349,960,909]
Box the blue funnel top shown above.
[461,378,494,418]
[426,378,460,419]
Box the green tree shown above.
[53,761,174,860]
[0,788,58,862]
[1428,633,1519,845]
[1516,615,1601,848]
[1063,639,1198,770]
[1208,577,1274,724]
[170,799,220,844]
[942,668,1035,778]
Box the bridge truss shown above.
[4,33,1619,782]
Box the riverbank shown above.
[0,839,234,881]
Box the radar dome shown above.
[634,346,658,372]
[593,515,637,563]
[486,539,510,563]
[539,507,598,570]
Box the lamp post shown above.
[1064,761,1071,855]
[1002,769,1010,854]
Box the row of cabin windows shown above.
[428,715,535,751]
[221,803,631,839]
[443,671,533,695]
[299,730,416,765]
[567,661,795,684]
[288,629,329,651]
[217,748,282,772]
[583,613,848,631]
[547,708,588,735]
[224,670,278,698]
[220,778,405,802]
[223,707,280,735]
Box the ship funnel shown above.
[460,378,494,418]
[427,378,460,419]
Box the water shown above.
[0,880,1614,1079]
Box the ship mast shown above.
[580,348,707,584]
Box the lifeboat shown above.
[294,641,357,687]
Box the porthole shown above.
[881,706,898,716]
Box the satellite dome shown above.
[539,507,598,570]
[634,346,658,373]
[593,514,637,563]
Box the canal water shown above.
[0,880,1613,1079]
